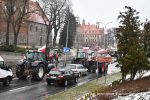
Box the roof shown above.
[28,1,49,24]
[0,56,4,62]
[77,24,103,35]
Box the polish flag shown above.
[38,45,46,53]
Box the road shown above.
[0,52,100,100]
[0,73,98,100]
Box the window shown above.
[36,26,38,32]
[41,27,43,32]
[40,37,42,46]
[30,25,33,32]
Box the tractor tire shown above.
[16,66,27,79]
[32,64,45,81]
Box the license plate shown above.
[51,76,56,78]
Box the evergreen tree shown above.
[59,10,76,48]
[140,20,150,56]
[117,6,149,81]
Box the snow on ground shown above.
[113,91,150,100]
[107,62,121,75]
[108,62,150,100]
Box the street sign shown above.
[63,47,70,53]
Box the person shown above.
[54,53,59,67]
[49,53,54,63]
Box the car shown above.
[0,56,13,86]
[66,64,88,77]
[47,63,56,73]
[46,68,78,86]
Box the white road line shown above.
[9,86,27,92]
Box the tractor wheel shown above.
[16,66,27,79]
[32,64,45,81]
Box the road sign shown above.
[63,47,70,53]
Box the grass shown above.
[45,73,122,100]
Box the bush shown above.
[0,45,15,52]
[15,47,27,53]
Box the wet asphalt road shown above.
[0,52,98,100]
[0,73,98,100]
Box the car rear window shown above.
[49,70,63,75]
[66,65,76,69]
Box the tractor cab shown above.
[25,50,46,61]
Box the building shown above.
[0,0,51,47]
[74,19,104,50]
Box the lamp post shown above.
[99,22,112,50]
[99,22,112,84]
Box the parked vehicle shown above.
[46,68,78,86]
[16,50,48,81]
[0,56,13,86]
[66,64,88,77]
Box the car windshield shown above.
[49,70,63,75]
[66,65,76,69]
[0,61,4,68]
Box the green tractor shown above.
[16,50,48,81]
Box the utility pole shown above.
[64,20,69,66]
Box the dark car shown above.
[46,68,78,86]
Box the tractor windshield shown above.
[77,52,86,58]
[25,51,46,61]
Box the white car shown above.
[66,64,88,77]
[0,56,13,86]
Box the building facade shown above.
[74,20,104,50]
[0,0,51,47]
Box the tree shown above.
[117,6,149,81]
[39,0,70,59]
[2,0,16,45]
[140,20,150,56]
[59,9,76,48]
[52,0,69,47]
[11,0,29,48]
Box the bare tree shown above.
[39,0,71,59]
[11,0,28,48]
[11,0,38,48]
[2,0,16,45]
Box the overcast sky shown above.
[71,0,150,28]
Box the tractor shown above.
[16,50,48,81]
[72,50,97,73]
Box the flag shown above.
[38,45,46,53]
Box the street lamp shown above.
[99,22,112,50]
[98,22,112,84]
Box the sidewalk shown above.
[44,72,122,100]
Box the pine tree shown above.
[117,6,149,81]
[59,11,76,48]
[140,20,150,56]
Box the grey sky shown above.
[72,0,150,28]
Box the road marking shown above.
[9,86,27,92]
